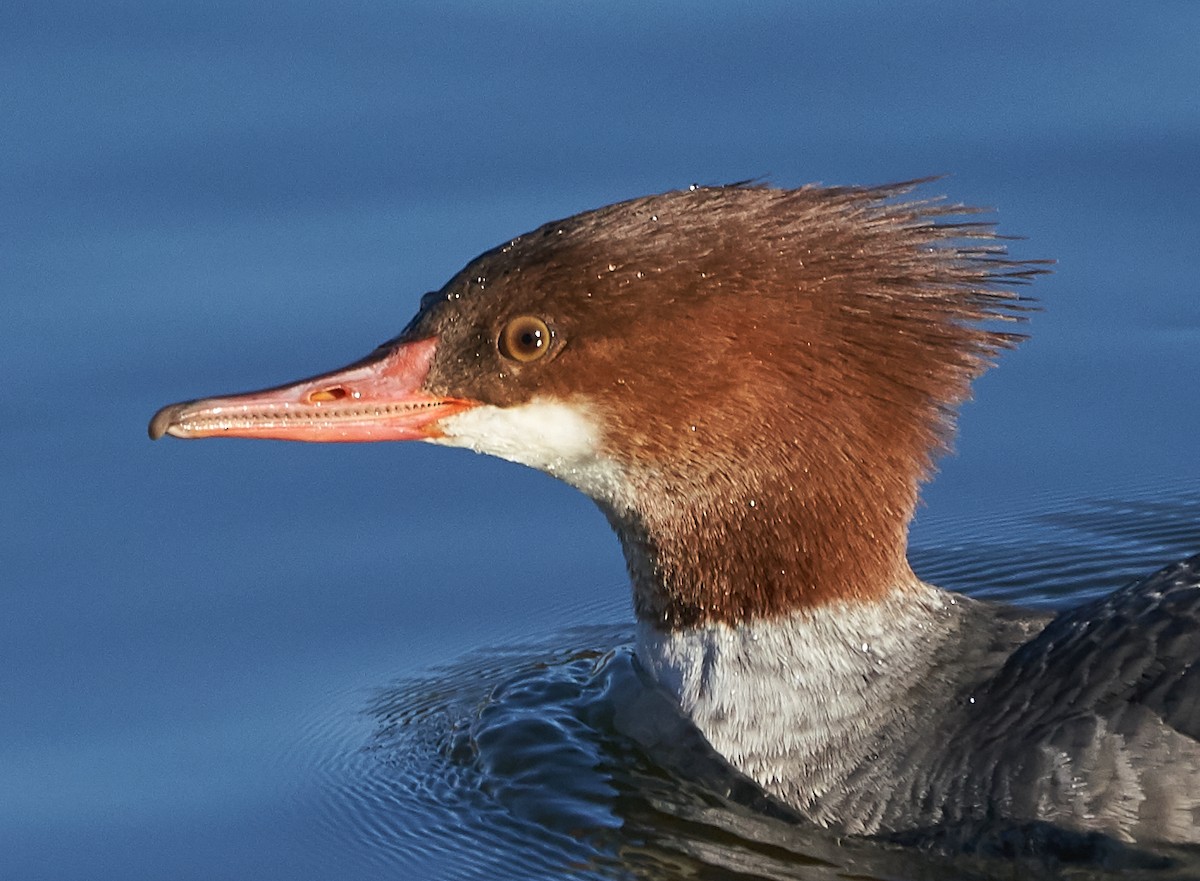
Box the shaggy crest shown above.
[415,181,1047,625]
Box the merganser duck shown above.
[149,182,1200,848]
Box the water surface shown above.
[3,2,1198,879]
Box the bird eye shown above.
[498,315,552,363]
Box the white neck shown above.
[634,580,962,826]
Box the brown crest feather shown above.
[422,182,1050,627]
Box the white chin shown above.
[429,398,626,502]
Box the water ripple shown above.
[289,485,1200,879]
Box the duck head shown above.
[150,182,1042,629]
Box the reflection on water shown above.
[293,488,1200,881]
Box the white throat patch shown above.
[429,398,625,502]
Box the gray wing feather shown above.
[956,553,1200,843]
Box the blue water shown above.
[3,2,1199,879]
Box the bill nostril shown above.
[308,386,351,403]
